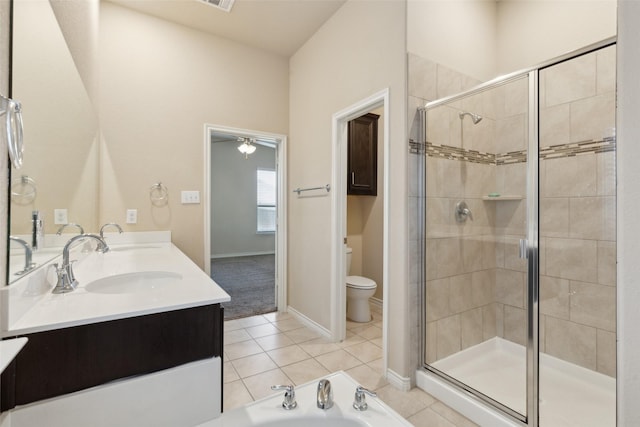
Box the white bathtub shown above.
[200,371,412,427]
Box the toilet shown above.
[345,247,377,322]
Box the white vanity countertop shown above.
[4,242,230,336]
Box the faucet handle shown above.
[271,384,297,410]
[353,386,377,411]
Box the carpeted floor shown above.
[210,254,276,320]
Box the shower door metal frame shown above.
[419,36,616,427]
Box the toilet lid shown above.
[346,275,376,289]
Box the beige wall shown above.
[0,0,10,287]
[496,0,617,75]
[289,0,407,375]
[408,0,616,83]
[99,2,289,267]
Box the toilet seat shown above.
[346,275,376,289]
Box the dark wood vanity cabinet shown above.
[347,112,379,196]
[1,304,223,411]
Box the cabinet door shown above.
[347,113,379,196]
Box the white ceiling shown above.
[108,0,347,57]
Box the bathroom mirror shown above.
[8,0,99,282]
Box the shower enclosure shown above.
[416,39,616,427]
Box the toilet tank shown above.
[346,247,352,275]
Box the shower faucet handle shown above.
[455,200,473,223]
[271,384,297,410]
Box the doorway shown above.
[331,89,389,373]
[204,124,287,320]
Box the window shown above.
[257,169,276,233]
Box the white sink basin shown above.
[85,271,182,294]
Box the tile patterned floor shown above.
[223,305,478,427]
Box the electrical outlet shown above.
[126,209,137,224]
[54,209,68,225]
[181,191,200,204]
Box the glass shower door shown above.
[423,73,532,421]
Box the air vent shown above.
[199,0,235,12]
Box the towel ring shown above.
[11,175,36,204]
[150,182,169,206]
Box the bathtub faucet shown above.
[271,384,297,410]
[317,379,333,410]
[353,386,377,411]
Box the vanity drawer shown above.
[1,303,223,411]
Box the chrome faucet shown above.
[352,386,377,411]
[52,234,108,294]
[317,379,333,410]
[9,236,35,275]
[99,222,123,239]
[271,384,297,410]
[56,223,84,235]
[98,223,123,252]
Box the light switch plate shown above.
[181,191,200,204]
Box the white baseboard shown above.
[211,251,275,259]
[287,306,332,340]
[386,368,412,392]
[370,297,383,309]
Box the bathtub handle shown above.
[271,384,297,410]
[353,386,377,411]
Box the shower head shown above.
[459,111,483,124]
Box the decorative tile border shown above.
[539,138,616,160]
[412,138,616,165]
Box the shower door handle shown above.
[519,239,528,259]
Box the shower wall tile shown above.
[545,316,597,371]
[597,151,616,197]
[409,196,419,241]
[482,304,497,340]
[544,237,598,282]
[570,281,616,332]
[539,315,546,353]
[543,155,597,197]
[502,236,527,272]
[540,198,570,238]
[408,53,437,100]
[597,241,616,286]
[540,103,570,147]
[503,305,526,346]
[494,200,526,235]
[464,163,495,198]
[496,162,527,198]
[449,273,474,313]
[409,238,420,286]
[498,77,529,118]
[461,237,484,274]
[570,92,616,143]
[494,269,525,308]
[569,197,616,241]
[426,238,437,281]
[461,89,495,121]
[461,308,483,350]
[426,106,453,147]
[435,238,465,278]
[436,65,463,100]
[597,329,616,377]
[426,321,438,364]
[496,115,526,154]
[544,53,596,107]
[436,315,461,359]
[495,303,504,338]
[426,278,450,322]
[408,95,425,147]
[472,270,494,307]
[481,236,497,270]
[539,275,570,320]
[596,45,616,95]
